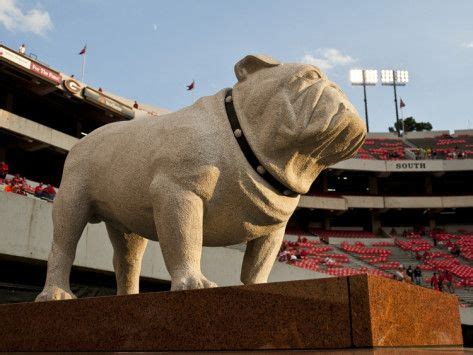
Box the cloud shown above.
[0,0,53,36]
[462,42,473,48]
[302,48,355,70]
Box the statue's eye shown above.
[298,71,321,81]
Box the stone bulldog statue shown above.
[36,55,366,301]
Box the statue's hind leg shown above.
[106,224,148,295]
[35,190,89,302]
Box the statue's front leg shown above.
[152,182,217,291]
[240,228,285,285]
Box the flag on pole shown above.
[186,80,195,91]
[78,44,87,82]
[400,98,406,108]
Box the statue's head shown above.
[232,54,366,194]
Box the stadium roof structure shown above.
[0,43,170,161]
[0,43,169,122]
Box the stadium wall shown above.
[0,191,326,287]
[301,195,473,211]
[332,158,473,172]
[0,109,78,152]
[403,130,450,139]
[326,237,394,245]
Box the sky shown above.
[1,0,473,132]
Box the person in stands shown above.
[430,272,440,291]
[451,244,461,257]
[18,44,26,54]
[34,183,44,198]
[42,184,56,201]
[406,265,414,281]
[444,270,455,294]
[437,271,445,292]
[394,265,407,281]
[413,266,423,286]
[277,249,289,262]
[0,161,8,181]
[277,243,289,262]
[11,173,22,186]
[299,249,309,259]
[12,181,27,196]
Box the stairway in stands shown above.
[389,233,473,306]
[383,245,419,269]
[419,236,473,306]
[329,243,383,270]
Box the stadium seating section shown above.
[280,228,473,306]
[408,134,473,159]
[356,138,410,160]
[353,134,473,160]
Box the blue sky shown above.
[1,0,473,132]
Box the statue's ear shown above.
[234,54,280,82]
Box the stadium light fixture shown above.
[381,69,409,137]
[349,69,378,132]
[381,70,409,85]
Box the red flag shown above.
[400,99,406,108]
[186,80,195,91]
[78,45,87,55]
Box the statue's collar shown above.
[224,89,299,197]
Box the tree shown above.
[389,117,432,133]
[414,121,432,131]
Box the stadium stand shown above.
[279,234,394,279]
[0,168,56,202]
[279,228,473,306]
[407,134,473,159]
[352,133,473,160]
[391,230,473,305]
[355,138,411,160]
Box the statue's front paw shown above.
[171,272,218,291]
[35,286,77,302]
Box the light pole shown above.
[381,69,409,137]
[349,69,378,132]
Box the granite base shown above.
[0,275,463,351]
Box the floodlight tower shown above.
[349,69,377,132]
[381,70,409,137]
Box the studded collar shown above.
[224,89,299,197]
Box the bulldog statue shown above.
[36,54,366,301]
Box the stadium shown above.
[0,41,472,345]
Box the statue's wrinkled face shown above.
[233,55,366,178]
[287,64,366,166]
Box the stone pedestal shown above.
[0,275,463,351]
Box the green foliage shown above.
[388,117,432,133]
